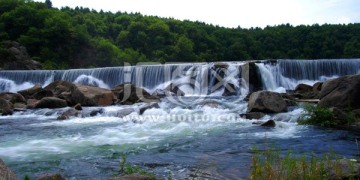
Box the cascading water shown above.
[256,59,360,91]
[0,62,245,95]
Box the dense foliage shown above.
[1,0,360,69]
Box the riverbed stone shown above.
[0,158,18,180]
[247,91,287,113]
[261,119,276,127]
[319,74,360,109]
[0,92,26,104]
[0,98,13,115]
[112,83,159,104]
[35,97,67,109]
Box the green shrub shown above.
[118,154,155,179]
[298,104,337,127]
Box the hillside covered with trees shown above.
[1,0,360,69]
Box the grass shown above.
[118,154,156,179]
[249,146,358,180]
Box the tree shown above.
[45,0,52,8]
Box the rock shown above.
[242,62,263,93]
[90,109,104,116]
[26,99,39,109]
[57,108,79,120]
[45,81,116,106]
[0,158,18,180]
[284,99,297,106]
[329,107,348,122]
[352,109,360,118]
[319,74,360,109]
[44,80,77,97]
[0,93,26,104]
[0,98,13,115]
[32,90,53,100]
[240,112,266,119]
[113,84,158,104]
[312,82,323,92]
[1,41,42,70]
[73,103,82,110]
[72,84,115,106]
[260,120,276,127]
[18,84,42,98]
[165,83,185,96]
[222,82,237,96]
[151,89,174,98]
[247,91,287,113]
[35,97,67,109]
[13,102,26,109]
[37,173,65,180]
[140,103,160,115]
[115,108,135,118]
[294,83,313,93]
[212,62,229,69]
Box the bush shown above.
[298,104,337,127]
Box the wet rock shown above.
[260,120,276,127]
[44,80,76,97]
[18,83,44,99]
[213,62,229,69]
[247,91,287,113]
[151,89,175,98]
[0,158,18,180]
[72,84,115,106]
[294,83,313,93]
[57,108,79,120]
[140,103,160,115]
[26,99,39,109]
[35,97,67,109]
[32,90,53,100]
[73,103,82,110]
[242,62,263,93]
[319,74,360,109]
[312,82,323,92]
[13,102,26,109]
[113,83,159,105]
[329,107,348,122]
[0,98,13,115]
[240,112,266,119]
[165,83,185,96]
[37,173,65,180]
[90,108,104,116]
[115,108,135,118]
[0,92,26,104]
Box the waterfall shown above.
[256,59,360,91]
[1,59,360,94]
[0,62,245,95]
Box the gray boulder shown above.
[247,91,287,113]
[0,98,13,115]
[319,74,360,109]
[112,83,158,105]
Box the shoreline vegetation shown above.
[0,0,360,70]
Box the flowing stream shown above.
[0,59,360,179]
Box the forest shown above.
[1,0,360,69]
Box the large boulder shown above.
[0,158,18,180]
[242,62,263,93]
[247,91,287,113]
[45,81,116,106]
[0,93,26,104]
[319,74,360,109]
[18,84,52,100]
[72,84,115,106]
[35,97,67,109]
[112,83,158,105]
[0,98,13,115]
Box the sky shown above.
[35,0,360,28]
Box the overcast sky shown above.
[35,0,360,28]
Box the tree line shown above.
[1,0,359,69]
